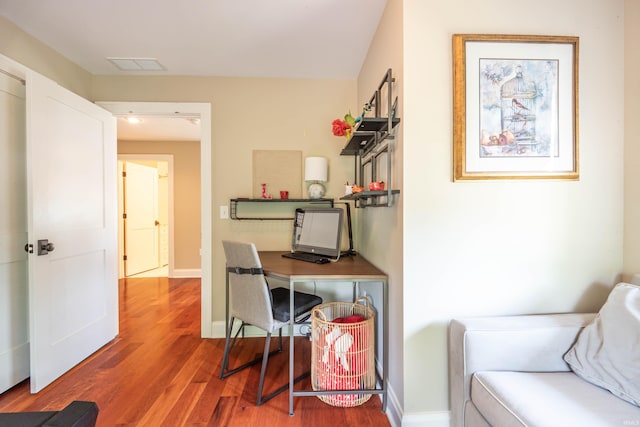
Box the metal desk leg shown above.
[289,279,295,415]
[224,268,229,338]
[383,278,388,411]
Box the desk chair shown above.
[220,240,322,405]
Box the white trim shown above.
[172,268,202,278]
[400,411,450,427]
[97,101,213,338]
[0,54,27,82]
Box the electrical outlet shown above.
[220,205,229,219]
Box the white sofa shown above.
[449,298,640,426]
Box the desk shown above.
[258,251,388,415]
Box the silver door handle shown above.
[38,239,55,256]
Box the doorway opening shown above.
[118,156,173,278]
[98,101,213,338]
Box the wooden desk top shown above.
[258,251,387,282]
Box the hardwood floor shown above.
[0,277,391,426]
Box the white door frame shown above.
[98,102,213,338]
[118,155,174,278]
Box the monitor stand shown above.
[336,202,356,257]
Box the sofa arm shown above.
[448,313,594,427]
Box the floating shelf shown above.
[340,117,401,155]
[229,198,334,220]
[340,190,400,207]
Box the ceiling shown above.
[0,0,387,141]
[116,116,202,142]
[0,0,386,79]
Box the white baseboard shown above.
[401,411,450,427]
[171,268,201,278]
[385,384,403,427]
[379,381,451,427]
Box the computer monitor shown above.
[291,207,344,259]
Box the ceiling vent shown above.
[107,57,166,71]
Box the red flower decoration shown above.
[332,119,352,137]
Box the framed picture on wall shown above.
[453,34,579,181]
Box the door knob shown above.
[37,239,55,256]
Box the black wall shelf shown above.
[340,69,401,208]
[229,198,334,220]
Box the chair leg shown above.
[219,316,236,379]
[256,332,272,406]
[220,320,282,380]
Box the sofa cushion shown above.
[471,371,640,427]
[563,282,640,406]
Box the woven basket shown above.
[311,298,375,407]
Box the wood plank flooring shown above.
[0,277,391,426]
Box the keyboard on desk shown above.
[281,252,330,264]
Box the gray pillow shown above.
[564,282,640,406]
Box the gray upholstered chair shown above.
[219,240,322,405]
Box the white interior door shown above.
[124,161,159,276]
[26,71,118,393]
[0,72,29,393]
[157,162,169,267]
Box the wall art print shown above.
[453,34,579,181]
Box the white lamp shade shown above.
[304,157,328,182]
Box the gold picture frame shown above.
[453,34,579,181]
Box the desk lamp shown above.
[304,157,327,199]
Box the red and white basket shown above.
[311,298,376,407]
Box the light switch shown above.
[220,205,229,219]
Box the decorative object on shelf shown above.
[331,112,357,139]
[453,34,579,181]
[304,157,328,199]
[280,190,289,199]
[261,183,272,199]
[344,182,353,196]
[368,181,385,191]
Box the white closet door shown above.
[26,71,118,393]
[124,161,159,276]
[0,72,29,393]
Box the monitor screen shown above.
[292,207,344,259]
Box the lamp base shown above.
[307,182,326,199]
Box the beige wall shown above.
[624,0,640,277]
[92,75,358,327]
[118,140,201,270]
[0,16,92,98]
[402,0,625,423]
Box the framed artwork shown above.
[453,34,579,181]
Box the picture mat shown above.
[464,41,575,173]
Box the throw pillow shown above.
[564,282,640,406]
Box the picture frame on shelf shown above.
[453,34,579,181]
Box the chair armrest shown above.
[43,401,98,427]
[448,313,594,427]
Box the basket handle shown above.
[353,295,373,312]
[314,305,328,322]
